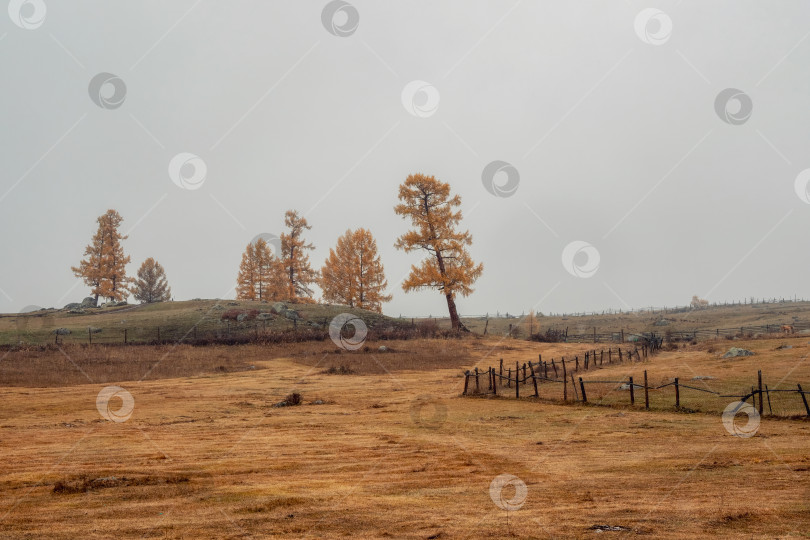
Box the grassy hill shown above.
[0,300,396,346]
[420,300,810,341]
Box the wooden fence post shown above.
[600,350,604,366]
[619,348,623,362]
[475,368,479,392]
[515,361,520,399]
[575,357,579,372]
[757,370,763,416]
[674,377,680,409]
[488,367,492,391]
[644,370,649,410]
[492,369,497,396]
[523,363,527,382]
[552,359,558,378]
[765,384,772,415]
[124,328,127,344]
[507,368,511,388]
[579,377,587,403]
[500,358,504,386]
[562,359,567,400]
[629,376,635,405]
[799,384,810,416]
[463,371,469,395]
[529,361,539,397]
[571,373,578,401]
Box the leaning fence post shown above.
[523,363,527,382]
[644,370,649,410]
[562,359,568,400]
[571,373,578,401]
[575,356,579,371]
[757,370,763,416]
[674,377,680,408]
[475,368,479,393]
[529,361,539,398]
[579,377,587,403]
[799,384,810,416]
[463,371,470,395]
[552,359,558,378]
[500,358,504,386]
[515,361,520,399]
[765,384,772,415]
[629,376,635,405]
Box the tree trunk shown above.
[445,293,459,330]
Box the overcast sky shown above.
[1,1,809,317]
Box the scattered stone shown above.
[378,346,388,352]
[313,400,325,405]
[653,319,671,326]
[80,297,97,308]
[52,328,71,335]
[271,302,288,314]
[257,313,273,321]
[723,347,754,358]
[691,375,715,380]
[776,344,793,350]
[283,309,300,321]
[212,305,224,310]
[618,383,633,391]
[227,302,239,306]
[63,303,81,310]
[236,313,249,322]
[68,309,86,314]
[589,524,630,532]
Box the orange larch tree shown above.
[280,210,318,303]
[394,174,483,331]
[236,238,285,301]
[320,228,392,313]
[72,209,132,303]
[133,258,172,304]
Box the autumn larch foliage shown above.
[320,228,392,313]
[71,209,133,303]
[394,174,483,331]
[133,258,172,304]
[280,210,319,303]
[236,238,286,301]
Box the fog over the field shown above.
[2,1,809,317]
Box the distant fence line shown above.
[399,298,809,320]
[462,344,810,418]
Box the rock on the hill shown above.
[81,297,97,308]
[283,309,300,321]
[63,303,81,310]
[52,328,71,335]
[723,347,754,358]
[257,312,273,321]
[271,302,288,314]
[236,313,249,322]
[378,346,388,352]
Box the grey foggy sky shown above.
[1,1,809,317]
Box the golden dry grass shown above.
[0,337,808,538]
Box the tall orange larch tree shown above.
[280,210,318,302]
[236,238,285,301]
[394,174,483,331]
[72,209,132,303]
[320,228,392,313]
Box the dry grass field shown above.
[0,336,808,538]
